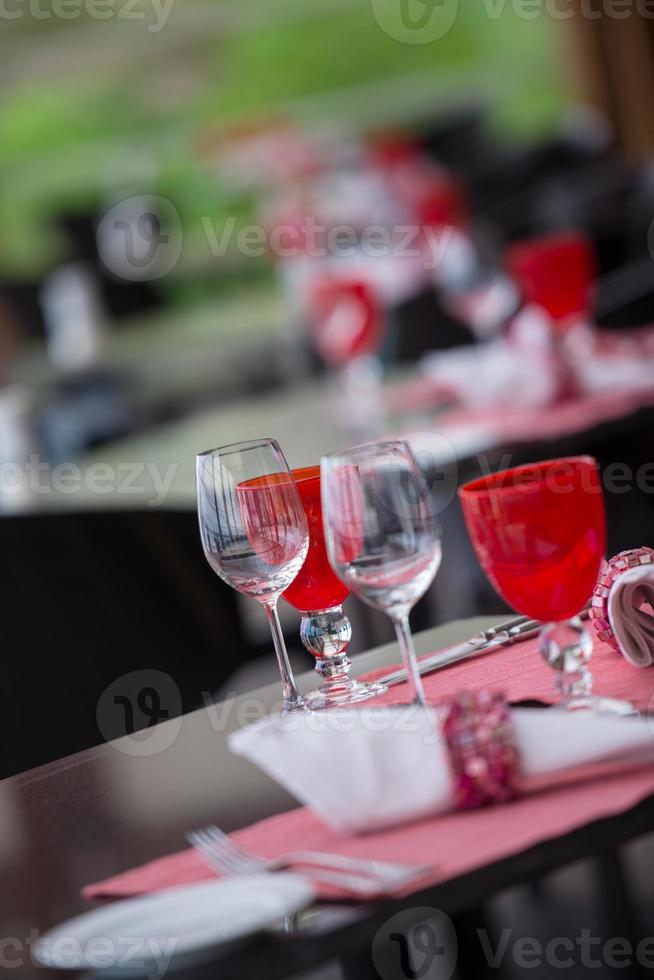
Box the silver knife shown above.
[379,608,590,688]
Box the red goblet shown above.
[506,231,596,328]
[459,456,632,714]
[283,465,386,709]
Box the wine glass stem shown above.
[264,601,305,712]
[393,614,426,706]
[540,618,593,710]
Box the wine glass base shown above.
[562,694,637,716]
[304,679,386,710]
[280,698,309,715]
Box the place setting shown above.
[8,8,654,980]
[36,441,654,973]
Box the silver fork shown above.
[187,825,431,897]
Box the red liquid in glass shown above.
[236,473,307,569]
[283,466,349,612]
[459,457,606,623]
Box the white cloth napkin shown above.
[419,309,563,411]
[229,706,654,834]
[608,564,654,667]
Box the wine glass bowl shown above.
[458,456,606,623]
[235,473,311,599]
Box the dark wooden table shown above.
[4,616,654,980]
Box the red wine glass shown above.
[506,231,596,328]
[282,465,386,709]
[459,456,632,714]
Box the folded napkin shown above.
[419,308,569,412]
[229,706,654,834]
[608,565,654,667]
[591,548,654,667]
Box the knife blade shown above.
[379,608,590,689]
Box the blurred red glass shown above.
[309,278,382,366]
[459,456,606,622]
[414,173,469,232]
[282,466,349,613]
[366,133,423,171]
[506,232,596,326]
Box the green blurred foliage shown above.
[0,0,566,282]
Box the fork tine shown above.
[204,838,255,867]
[189,828,262,876]
[187,833,228,875]
[204,825,256,857]
[208,843,254,874]
[203,825,264,870]
[188,831,257,877]
[198,834,250,872]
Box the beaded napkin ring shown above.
[442,691,521,811]
[589,546,654,651]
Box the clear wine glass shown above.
[321,440,442,705]
[196,439,309,712]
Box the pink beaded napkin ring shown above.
[589,546,654,651]
[442,690,521,811]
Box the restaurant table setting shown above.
[385,231,654,448]
[38,442,654,973]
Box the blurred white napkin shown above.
[420,308,563,411]
[229,706,654,834]
[608,565,654,667]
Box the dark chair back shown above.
[0,509,252,779]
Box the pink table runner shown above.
[363,625,654,712]
[440,383,654,445]
[84,633,654,904]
